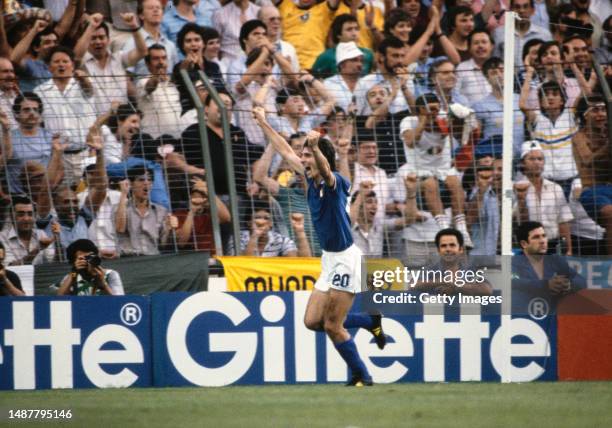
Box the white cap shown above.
[336,42,363,66]
[520,140,543,159]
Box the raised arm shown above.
[303,73,336,117]
[0,110,12,160]
[115,180,129,234]
[47,134,66,189]
[74,13,104,61]
[236,48,271,95]
[0,3,11,57]
[10,19,48,66]
[252,106,304,173]
[253,142,281,195]
[519,58,537,126]
[121,13,148,67]
[290,213,312,257]
[405,6,438,65]
[53,0,78,41]
[84,126,108,213]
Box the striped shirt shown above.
[233,230,297,257]
[532,109,578,181]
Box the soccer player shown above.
[253,106,385,386]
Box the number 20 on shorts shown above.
[332,274,350,288]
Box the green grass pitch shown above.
[1,382,611,427]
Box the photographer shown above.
[0,242,25,297]
[55,239,124,296]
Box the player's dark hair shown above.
[515,221,544,246]
[44,45,75,65]
[12,92,43,117]
[316,137,337,172]
[435,228,464,249]
[447,6,473,33]
[239,20,267,51]
[467,29,493,47]
[377,36,405,56]
[331,14,359,45]
[522,38,544,61]
[177,23,203,55]
[66,239,99,264]
[144,43,166,64]
[482,56,503,78]
[383,8,412,39]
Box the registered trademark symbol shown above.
[120,303,142,326]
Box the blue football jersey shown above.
[307,172,353,252]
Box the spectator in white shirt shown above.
[323,41,367,113]
[514,141,574,254]
[455,29,494,105]
[400,93,473,248]
[34,46,97,184]
[74,13,147,114]
[351,129,392,221]
[137,44,183,139]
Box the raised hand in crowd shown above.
[290,212,305,234]
[119,179,130,198]
[120,12,140,30]
[88,12,105,29]
[51,133,68,153]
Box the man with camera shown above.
[55,239,124,296]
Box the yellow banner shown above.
[216,256,405,292]
[217,256,321,291]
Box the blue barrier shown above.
[0,292,556,390]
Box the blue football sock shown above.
[344,313,374,330]
[335,337,371,380]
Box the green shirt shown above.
[311,46,374,79]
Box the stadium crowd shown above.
[0,0,610,274]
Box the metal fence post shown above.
[180,69,223,256]
[196,71,241,255]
